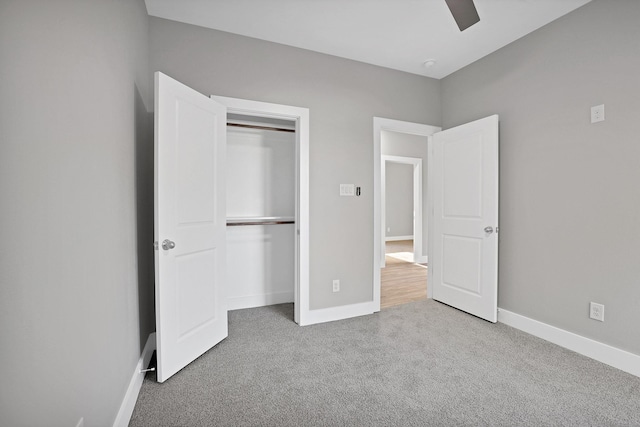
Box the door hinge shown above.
[153,241,159,250]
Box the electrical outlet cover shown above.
[589,302,604,321]
[591,104,605,123]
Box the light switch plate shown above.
[340,184,355,196]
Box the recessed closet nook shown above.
[225,114,296,311]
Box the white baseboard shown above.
[385,235,413,242]
[498,308,640,378]
[299,301,376,326]
[416,255,428,264]
[113,332,156,427]
[228,291,294,311]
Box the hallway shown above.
[380,240,427,309]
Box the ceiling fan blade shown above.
[444,0,480,31]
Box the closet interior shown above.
[225,113,296,311]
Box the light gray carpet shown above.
[130,300,640,426]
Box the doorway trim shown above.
[373,117,440,311]
[211,95,310,325]
[382,155,423,267]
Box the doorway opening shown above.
[382,156,423,266]
[381,156,428,309]
[225,114,297,315]
[373,117,441,311]
[212,96,310,325]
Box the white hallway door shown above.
[431,115,499,322]
[154,72,228,382]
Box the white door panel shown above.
[154,72,228,382]
[432,115,498,323]
[443,134,483,218]
[442,236,482,294]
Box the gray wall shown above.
[381,131,430,255]
[149,17,442,309]
[442,0,640,355]
[385,163,414,238]
[5,1,637,424]
[0,1,154,426]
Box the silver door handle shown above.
[484,226,494,234]
[162,239,176,250]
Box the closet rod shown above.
[227,220,295,226]
[227,122,295,133]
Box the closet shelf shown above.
[226,216,295,226]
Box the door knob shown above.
[484,226,494,234]
[162,239,176,250]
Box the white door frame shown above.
[381,155,423,266]
[211,95,310,325]
[373,117,440,311]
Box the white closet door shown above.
[154,72,228,382]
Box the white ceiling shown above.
[145,0,592,79]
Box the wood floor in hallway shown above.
[380,240,427,309]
